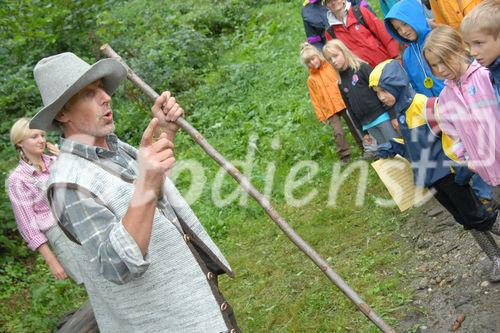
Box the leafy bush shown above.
[0,0,112,133]
[0,0,111,260]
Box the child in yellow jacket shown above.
[301,42,351,164]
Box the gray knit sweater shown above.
[48,138,234,333]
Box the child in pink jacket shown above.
[423,26,500,186]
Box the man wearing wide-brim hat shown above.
[31,52,240,333]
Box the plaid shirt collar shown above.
[17,154,54,177]
[58,133,138,182]
[59,133,119,161]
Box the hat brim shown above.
[30,58,127,132]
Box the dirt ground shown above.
[397,192,500,333]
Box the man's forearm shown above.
[122,186,158,256]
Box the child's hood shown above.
[369,59,415,114]
[384,0,430,46]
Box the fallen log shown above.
[100,43,396,333]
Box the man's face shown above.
[56,80,114,145]
[464,30,500,67]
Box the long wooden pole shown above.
[100,44,396,333]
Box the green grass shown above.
[0,1,419,332]
[165,2,414,331]
[0,256,87,332]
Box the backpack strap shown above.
[352,5,368,31]
[326,25,336,39]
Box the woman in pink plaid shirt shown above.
[7,118,81,282]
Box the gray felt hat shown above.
[30,52,127,131]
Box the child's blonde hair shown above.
[461,0,500,39]
[322,39,364,73]
[300,42,324,67]
[10,117,33,148]
[423,25,471,79]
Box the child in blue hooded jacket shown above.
[369,59,500,282]
[384,0,444,97]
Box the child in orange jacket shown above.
[301,42,351,163]
[429,0,481,29]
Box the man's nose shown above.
[99,88,111,102]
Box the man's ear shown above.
[55,110,69,124]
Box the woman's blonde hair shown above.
[300,42,324,67]
[461,0,500,39]
[423,25,471,79]
[322,40,364,83]
[10,117,33,148]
